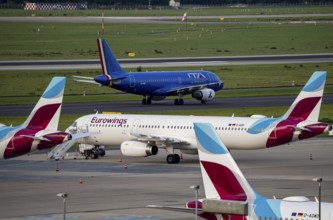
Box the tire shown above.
[174,154,180,163]
[167,154,175,164]
[174,99,179,105]
[166,154,181,164]
[179,99,184,105]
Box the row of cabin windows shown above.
[89,123,249,131]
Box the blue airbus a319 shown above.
[74,39,223,105]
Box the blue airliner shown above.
[74,39,223,105]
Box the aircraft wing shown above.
[73,75,127,85]
[287,125,313,132]
[146,205,201,214]
[21,135,51,142]
[130,133,190,145]
[161,82,221,94]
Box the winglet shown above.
[194,123,255,201]
[22,77,66,131]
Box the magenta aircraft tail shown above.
[282,71,326,121]
[194,123,256,202]
[2,77,69,160]
[265,71,330,147]
[22,77,66,131]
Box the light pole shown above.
[56,193,68,220]
[312,178,322,220]
[190,185,200,220]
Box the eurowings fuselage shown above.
[70,113,329,150]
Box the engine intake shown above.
[192,88,215,102]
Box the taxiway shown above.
[0,137,332,220]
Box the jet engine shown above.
[192,88,215,102]
[120,141,158,157]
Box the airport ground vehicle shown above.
[79,144,105,159]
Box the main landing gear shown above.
[142,95,152,105]
[166,154,181,164]
[174,93,184,105]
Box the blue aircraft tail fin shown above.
[97,38,126,80]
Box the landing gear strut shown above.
[142,95,152,105]
[166,154,181,164]
[174,93,184,105]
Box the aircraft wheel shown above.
[147,98,152,105]
[167,154,174,164]
[174,154,180,163]
[201,100,206,104]
[166,154,181,164]
[142,98,147,105]
[174,99,179,105]
[179,99,184,105]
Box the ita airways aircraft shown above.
[148,123,333,219]
[73,38,223,105]
[0,77,72,160]
[67,71,331,164]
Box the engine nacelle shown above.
[120,141,158,157]
[192,88,215,102]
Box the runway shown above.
[2,93,333,117]
[0,137,332,220]
[1,54,333,70]
[1,13,333,24]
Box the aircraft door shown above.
[129,75,135,88]
[78,117,90,133]
[131,119,140,134]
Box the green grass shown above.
[1,6,333,17]
[1,22,333,60]
[1,63,333,105]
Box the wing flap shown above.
[130,133,190,145]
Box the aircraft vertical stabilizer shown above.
[22,77,66,131]
[194,123,256,201]
[282,71,326,122]
[97,38,125,79]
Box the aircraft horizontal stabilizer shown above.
[21,135,51,142]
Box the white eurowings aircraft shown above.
[67,71,331,164]
[0,77,72,160]
[148,123,333,219]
